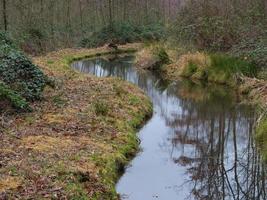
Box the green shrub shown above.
[156,47,170,64]
[147,46,170,71]
[0,82,30,111]
[0,32,47,101]
[80,22,165,48]
[0,32,15,47]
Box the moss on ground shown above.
[0,43,153,199]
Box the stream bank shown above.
[0,44,152,199]
[135,44,267,162]
[73,54,267,200]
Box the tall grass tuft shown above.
[209,54,257,77]
[179,52,257,86]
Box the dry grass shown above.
[138,45,256,88]
[178,52,210,70]
[0,176,21,193]
[240,76,267,108]
[21,136,75,152]
[162,52,211,80]
[0,43,152,199]
[134,44,211,81]
[135,47,158,69]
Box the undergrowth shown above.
[0,31,47,110]
[0,82,30,111]
[80,22,165,48]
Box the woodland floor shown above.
[0,43,152,199]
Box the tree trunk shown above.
[108,0,113,28]
[79,0,83,32]
[2,0,7,31]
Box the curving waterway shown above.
[72,54,267,200]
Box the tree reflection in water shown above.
[72,56,266,200]
[166,81,266,200]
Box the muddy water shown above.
[72,55,267,200]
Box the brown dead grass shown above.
[240,76,267,108]
[135,44,211,81]
[21,136,74,152]
[161,52,211,80]
[178,52,210,70]
[135,47,158,69]
[0,176,21,193]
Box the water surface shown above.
[72,55,266,200]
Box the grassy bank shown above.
[177,53,256,86]
[0,43,153,199]
[135,45,257,87]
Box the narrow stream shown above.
[72,55,267,200]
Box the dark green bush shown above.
[0,82,30,111]
[0,32,47,103]
[0,32,15,47]
[157,48,170,64]
[80,22,165,48]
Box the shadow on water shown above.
[72,55,267,200]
